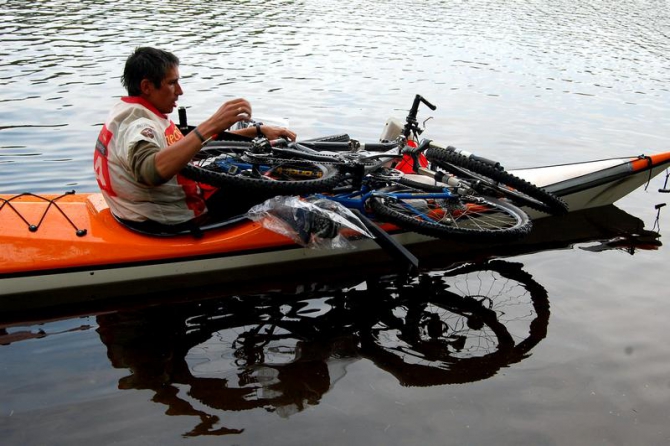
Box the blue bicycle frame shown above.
[317,184,458,222]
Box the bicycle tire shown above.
[358,260,549,386]
[425,146,568,215]
[359,280,516,386]
[368,188,532,241]
[442,260,550,358]
[181,147,346,194]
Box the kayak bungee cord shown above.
[0,191,87,236]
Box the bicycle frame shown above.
[318,181,459,221]
[180,95,537,267]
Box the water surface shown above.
[1,1,670,445]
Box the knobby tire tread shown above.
[181,156,345,194]
[425,147,568,215]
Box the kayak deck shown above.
[511,152,670,215]
[0,193,296,275]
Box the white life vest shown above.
[94,97,207,224]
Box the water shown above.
[1,0,670,444]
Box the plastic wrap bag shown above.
[246,196,374,250]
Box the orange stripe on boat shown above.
[630,152,670,172]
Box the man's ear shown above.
[139,78,153,96]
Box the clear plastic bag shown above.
[246,196,374,250]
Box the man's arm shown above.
[128,141,166,186]
[229,125,297,141]
[153,98,253,180]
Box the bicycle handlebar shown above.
[402,94,437,139]
[410,95,437,115]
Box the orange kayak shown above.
[2,152,669,306]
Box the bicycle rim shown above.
[182,148,345,194]
[368,190,532,241]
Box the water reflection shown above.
[95,259,549,436]
[84,204,660,437]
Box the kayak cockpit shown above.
[86,193,249,238]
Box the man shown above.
[94,47,296,231]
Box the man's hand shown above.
[261,125,297,141]
[207,98,253,135]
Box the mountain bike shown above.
[179,96,569,243]
[182,137,533,242]
[182,95,566,216]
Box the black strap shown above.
[350,209,419,272]
[639,155,653,191]
[115,217,204,238]
[255,122,264,138]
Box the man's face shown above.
[143,65,183,115]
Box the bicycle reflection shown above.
[96,260,550,437]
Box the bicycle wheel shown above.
[425,146,568,215]
[182,146,346,194]
[368,187,532,241]
[442,260,550,356]
[359,278,516,386]
[358,260,549,386]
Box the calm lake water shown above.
[2,0,670,445]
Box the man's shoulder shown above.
[109,99,154,120]
[108,102,165,133]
